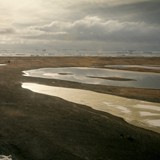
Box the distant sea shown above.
[0,50,160,57]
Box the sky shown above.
[0,0,160,52]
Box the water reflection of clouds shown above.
[105,65,160,70]
[22,83,160,133]
[22,67,160,132]
[23,67,160,89]
[0,64,6,66]
[139,112,160,116]
[146,120,160,127]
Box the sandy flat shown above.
[0,56,160,160]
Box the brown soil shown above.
[0,56,160,160]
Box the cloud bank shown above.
[0,0,160,51]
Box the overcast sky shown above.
[0,0,160,51]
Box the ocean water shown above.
[0,50,160,57]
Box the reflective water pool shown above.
[105,65,160,70]
[0,64,6,66]
[0,155,12,160]
[23,67,160,89]
[22,83,160,133]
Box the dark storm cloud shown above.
[0,28,15,34]
[68,0,160,25]
[113,1,160,24]
[1,0,160,51]
[110,1,160,24]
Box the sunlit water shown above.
[22,67,160,133]
[0,155,12,160]
[23,67,160,89]
[0,64,6,66]
[22,83,160,133]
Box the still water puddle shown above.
[0,155,12,160]
[23,67,160,89]
[105,65,160,70]
[0,64,6,66]
[22,83,160,133]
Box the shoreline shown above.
[0,56,160,160]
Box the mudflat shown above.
[0,56,160,160]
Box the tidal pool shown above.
[22,83,160,133]
[0,155,12,160]
[105,65,160,70]
[23,67,160,89]
[0,64,6,66]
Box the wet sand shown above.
[0,56,160,160]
